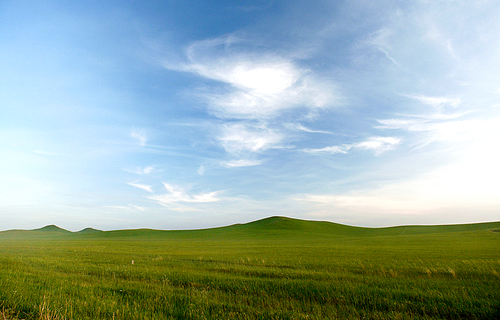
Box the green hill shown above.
[76,227,103,234]
[1,216,499,240]
[197,216,500,239]
[33,224,71,233]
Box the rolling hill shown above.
[1,216,499,240]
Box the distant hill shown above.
[0,224,71,240]
[33,224,71,233]
[76,227,103,234]
[0,216,499,240]
[209,216,500,238]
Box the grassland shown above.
[0,216,499,319]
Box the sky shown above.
[1,0,500,231]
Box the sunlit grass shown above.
[0,217,499,319]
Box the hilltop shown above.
[33,224,72,233]
[76,227,103,234]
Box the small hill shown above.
[242,216,362,233]
[218,216,364,238]
[76,227,103,234]
[0,225,71,240]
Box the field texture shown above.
[0,217,499,319]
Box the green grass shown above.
[0,216,499,319]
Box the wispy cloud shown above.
[103,204,147,212]
[364,27,401,68]
[285,123,334,134]
[379,114,500,152]
[405,94,461,109]
[124,166,155,175]
[197,165,206,175]
[354,137,401,155]
[377,110,468,131]
[174,35,338,120]
[128,204,146,212]
[377,93,489,150]
[304,145,349,155]
[131,129,147,146]
[162,34,341,166]
[148,183,220,211]
[220,159,263,168]
[304,137,401,156]
[218,122,282,154]
[127,182,153,193]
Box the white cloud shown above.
[183,37,299,95]
[124,166,155,175]
[376,111,469,131]
[103,204,147,212]
[406,95,461,109]
[378,112,500,151]
[172,35,338,120]
[128,204,146,212]
[304,137,401,156]
[220,159,263,168]
[32,150,58,156]
[364,27,401,68]
[218,122,282,154]
[197,165,205,175]
[285,123,333,134]
[141,166,154,174]
[202,75,336,120]
[304,145,349,155]
[127,182,153,193]
[215,60,298,95]
[131,129,147,146]
[163,34,340,164]
[148,183,220,211]
[354,137,401,155]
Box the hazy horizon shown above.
[1,0,500,231]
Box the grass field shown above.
[0,216,499,319]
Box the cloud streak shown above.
[124,166,155,175]
[220,159,263,168]
[218,122,283,154]
[285,123,334,134]
[127,182,153,193]
[148,183,220,211]
[407,95,461,109]
[131,129,147,146]
[304,137,401,156]
[103,204,147,212]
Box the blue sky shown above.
[1,0,500,231]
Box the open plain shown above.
[0,217,499,319]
